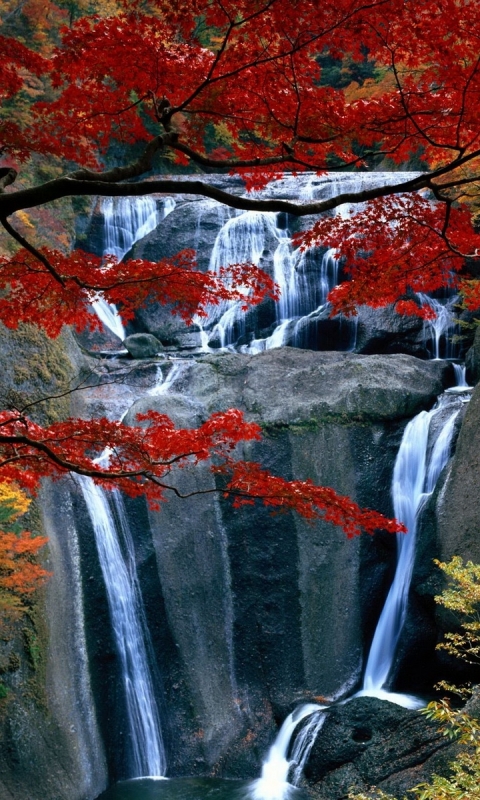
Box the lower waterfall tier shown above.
[2,344,479,800]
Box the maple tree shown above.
[1,0,479,535]
[0,482,48,621]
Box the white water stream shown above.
[251,704,323,800]
[93,196,175,341]
[418,294,459,360]
[359,393,463,704]
[198,172,421,353]
[254,383,469,797]
[77,478,166,778]
[82,176,472,797]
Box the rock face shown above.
[466,325,480,384]
[435,382,480,563]
[303,697,453,799]
[0,327,108,800]
[87,348,451,782]
[4,171,478,800]
[0,334,473,800]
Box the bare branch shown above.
[0,168,17,192]
[0,216,66,286]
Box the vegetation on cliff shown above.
[349,558,480,800]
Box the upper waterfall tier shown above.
[80,172,462,359]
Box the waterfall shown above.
[93,196,176,340]
[200,211,281,348]
[359,394,464,705]
[418,293,458,360]
[102,196,175,262]
[76,477,166,778]
[198,208,336,351]
[288,710,327,787]
[74,171,475,799]
[251,704,322,800]
[453,363,469,389]
[254,390,466,797]
[199,173,421,353]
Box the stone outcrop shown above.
[95,348,453,781]
[0,326,108,800]
[0,332,473,800]
[303,697,454,799]
[123,333,164,359]
[4,170,478,799]
[466,325,480,384]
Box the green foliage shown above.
[434,557,480,667]
[318,49,378,89]
[22,625,40,670]
[349,558,480,800]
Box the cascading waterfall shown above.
[359,393,465,706]
[102,196,176,262]
[72,331,182,779]
[288,710,327,787]
[199,172,422,353]
[418,293,459,360]
[453,363,469,389]
[93,196,176,340]
[198,211,282,348]
[251,705,323,800]
[255,387,468,794]
[198,209,339,351]
[77,477,166,778]
[75,172,475,800]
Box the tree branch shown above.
[0,168,17,192]
[0,216,66,286]
[0,172,434,218]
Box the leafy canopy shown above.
[1,0,478,533]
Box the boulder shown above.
[355,304,428,357]
[183,349,451,424]
[303,697,453,800]
[123,333,164,359]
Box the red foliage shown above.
[4,0,480,537]
[0,248,278,337]
[296,195,480,316]
[0,408,404,536]
[218,460,405,539]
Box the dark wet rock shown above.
[303,697,451,800]
[465,325,480,384]
[117,349,452,777]
[355,304,429,358]
[434,381,480,564]
[123,333,164,359]
[283,306,357,352]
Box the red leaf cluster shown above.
[0,248,278,336]
[219,459,405,539]
[0,407,402,536]
[5,0,479,538]
[296,195,480,316]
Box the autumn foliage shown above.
[0,483,48,621]
[1,0,479,535]
[0,247,278,337]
